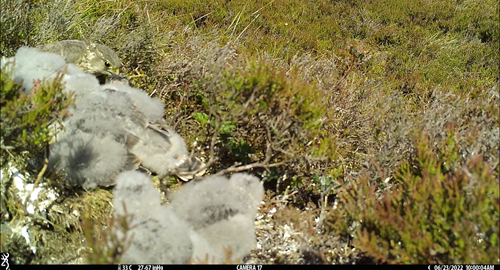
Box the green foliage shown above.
[83,210,131,264]
[193,112,209,128]
[0,62,74,152]
[219,120,237,135]
[221,60,325,134]
[0,0,32,56]
[328,127,499,264]
[0,0,86,55]
[1,0,498,264]
[200,59,334,175]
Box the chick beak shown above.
[106,68,120,76]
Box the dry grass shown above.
[1,0,498,264]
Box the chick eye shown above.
[105,62,111,68]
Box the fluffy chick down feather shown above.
[112,171,264,264]
[3,46,205,188]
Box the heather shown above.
[1,0,498,264]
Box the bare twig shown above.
[213,160,287,176]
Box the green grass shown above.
[1,0,498,264]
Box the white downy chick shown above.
[113,171,193,264]
[168,173,263,263]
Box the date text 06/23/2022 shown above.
[430,265,495,270]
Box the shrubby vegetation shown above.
[1,0,498,264]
